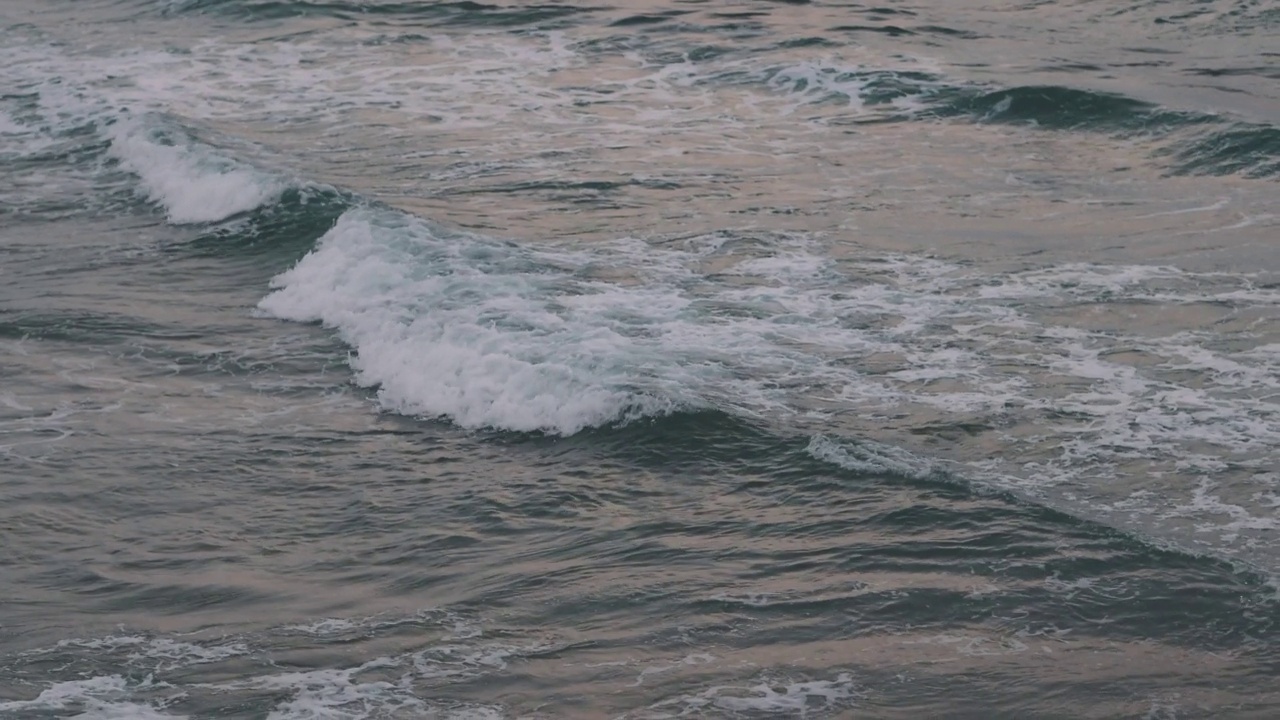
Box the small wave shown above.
[46,635,249,671]
[692,60,953,120]
[107,114,288,224]
[257,208,696,435]
[0,676,182,720]
[931,84,1171,131]
[0,108,25,136]
[710,61,1279,178]
[1168,121,1280,178]
[0,39,297,225]
[925,84,1279,178]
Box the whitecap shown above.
[107,115,286,224]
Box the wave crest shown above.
[258,209,689,434]
[108,115,287,224]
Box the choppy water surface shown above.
[2,1,1278,717]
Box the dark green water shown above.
[1,0,1278,717]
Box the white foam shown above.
[258,209,699,434]
[1143,696,1183,720]
[760,64,879,115]
[1134,196,1232,218]
[282,618,363,636]
[632,653,716,687]
[708,592,782,607]
[1167,478,1280,544]
[48,634,248,671]
[726,251,830,280]
[107,115,285,224]
[241,662,426,720]
[806,435,941,481]
[281,609,481,641]
[225,633,537,718]
[971,262,1189,300]
[0,676,183,719]
[7,611,542,720]
[649,672,858,716]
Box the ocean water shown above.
[1,0,1278,717]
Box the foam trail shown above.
[108,115,285,224]
[256,200,1280,573]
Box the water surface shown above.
[2,1,1278,717]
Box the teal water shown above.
[2,1,1278,717]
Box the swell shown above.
[187,186,353,263]
[930,82,1275,177]
[926,85,1280,178]
[255,206,700,436]
[556,409,948,487]
[5,14,1277,585]
[726,63,1280,178]
[486,405,1280,594]
[922,84,1174,131]
[0,101,308,225]
[1166,122,1280,178]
